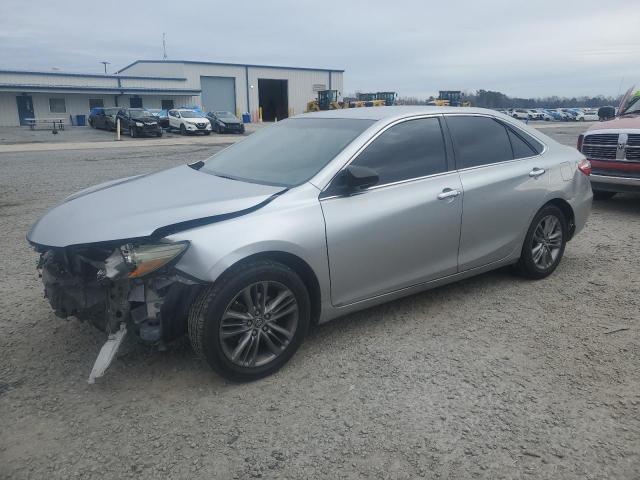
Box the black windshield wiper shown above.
[188,160,204,170]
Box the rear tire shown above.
[593,190,616,200]
[188,260,310,382]
[515,204,567,280]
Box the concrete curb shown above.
[0,135,244,153]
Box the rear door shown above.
[321,116,463,306]
[444,115,549,271]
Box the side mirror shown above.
[330,165,379,196]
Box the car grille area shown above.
[582,133,640,162]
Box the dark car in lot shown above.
[116,108,163,138]
[88,107,120,131]
[206,111,245,134]
[147,109,170,129]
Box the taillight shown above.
[577,134,584,151]
[578,158,591,176]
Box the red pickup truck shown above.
[578,87,640,199]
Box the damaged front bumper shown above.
[36,241,201,382]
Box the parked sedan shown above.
[510,108,531,120]
[168,109,212,135]
[88,107,120,131]
[27,107,592,383]
[575,110,599,122]
[206,111,246,134]
[116,108,163,137]
[147,109,170,129]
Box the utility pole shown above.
[162,33,168,60]
[100,61,110,75]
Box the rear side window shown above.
[510,127,544,155]
[446,116,512,168]
[350,117,447,185]
[508,129,537,158]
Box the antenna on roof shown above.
[100,61,110,75]
[162,33,168,60]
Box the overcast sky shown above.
[0,0,637,99]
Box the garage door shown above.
[200,76,236,113]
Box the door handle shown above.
[529,167,546,178]
[437,188,461,200]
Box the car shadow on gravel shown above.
[592,193,640,214]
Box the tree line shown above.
[397,89,621,108]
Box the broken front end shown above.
[36,241,201,382]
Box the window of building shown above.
[161,99,174,110]
[130,97,143,108]
[446,116,513,169]
[350,117,447,185]
[49,98,66,113]
[89,98,104,110]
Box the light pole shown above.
[100,61,110,75]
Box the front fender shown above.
[167,184,331,303]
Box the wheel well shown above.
[226,251,322,325]
[546,198,576,239]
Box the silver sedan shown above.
[27,107,593,382]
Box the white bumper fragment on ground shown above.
[87,323,127,384]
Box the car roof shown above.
[295,106,524,122]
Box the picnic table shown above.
[24,118,66,131]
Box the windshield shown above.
[180,110,203,118]
[622,95,640,115]
[129,109,152,117]
[215,111,236,118]
[199,118,374,187]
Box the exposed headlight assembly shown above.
[135,122,144,127]
[120,241,189,278]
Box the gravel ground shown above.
[1,126,638,479]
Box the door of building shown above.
[16,95,35,126]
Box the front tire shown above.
[188,260,310,382]
[130,125,136,138]
[593,190,616,200]
[180,124,187,135]
[515,204,567,279]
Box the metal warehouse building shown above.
[0,60,344,127]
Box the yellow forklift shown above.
[305,90,397,112]
[306,90,343,112]
[436,90,471,107]
[356,93,386,107]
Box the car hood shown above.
[586,116,640,132]
[130,115,158,123]
[218,117,240,124]
[27,165,286,248]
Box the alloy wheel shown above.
[531,215,562,270]
[219,281,298,368]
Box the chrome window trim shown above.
[319,113,449,196]
[320,170,457,201]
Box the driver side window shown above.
[350,117,448,186]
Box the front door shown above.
[16,95,34,126]
[320,117,462,306]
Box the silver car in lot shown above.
[27,107,593,382]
